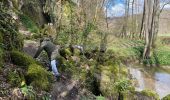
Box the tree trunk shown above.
[140,0,146,39]
[143,0,152,59]
[143,0,160,62]
[121,0,130,38]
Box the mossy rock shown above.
[141,89,159,100]
[95,66,116,96]
[96,65,132,97]
[10,50,36,68]
[27,64,53,91]
[162,94,170,100]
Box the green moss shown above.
[7,70,22,87]
[10,50,36,68]
[96,64,132,97]
[141,89,159,100]
[162,94,170,100]
[96,65,116,96]
[27,64,53,91]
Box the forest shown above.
[0,0,170,100]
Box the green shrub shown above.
[10,50,36,68]
[20,82,36,100]
[19,14,39,33]
[162,94,170,100]
[114,78,131,93]
[27,64,53,91]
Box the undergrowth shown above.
[19,13,39,33]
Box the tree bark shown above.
[143,0,160,61]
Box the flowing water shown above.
[129,65,170,98]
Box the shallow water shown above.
[129,65,170,98]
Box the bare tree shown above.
[121,0,130,38]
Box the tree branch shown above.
[159,1,170,14]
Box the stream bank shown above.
[128,64,170,99]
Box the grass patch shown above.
[150,46,170,65]
[108,38,144,62]
[108,37,170,66]
[19,14,39,33]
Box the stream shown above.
[129,65,170,99]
